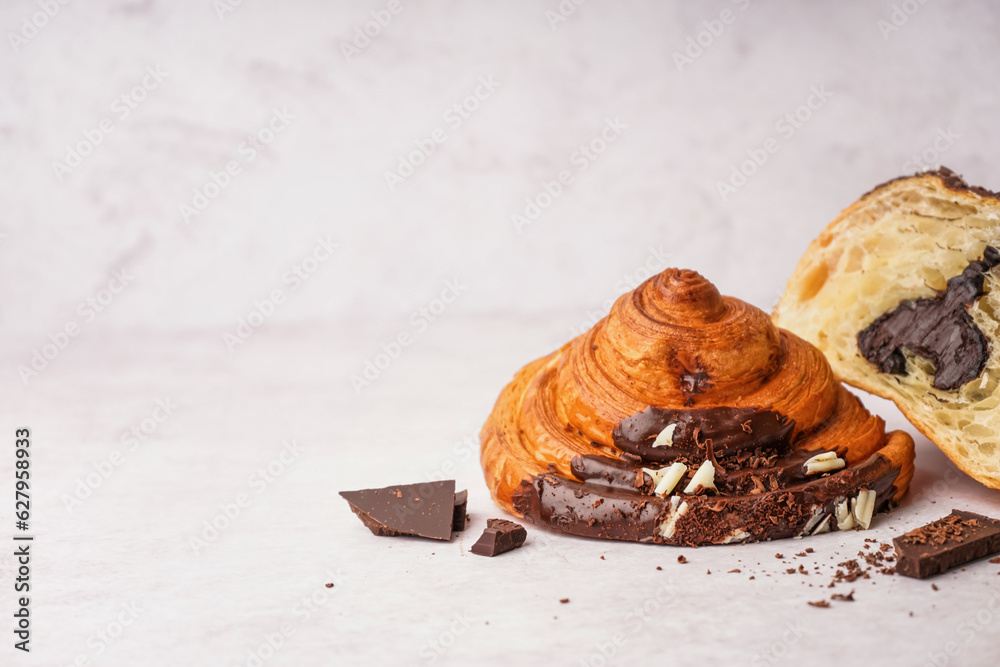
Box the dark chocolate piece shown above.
[892,510,1000,579]
[339,480,460,541]
[857,247,1000,390]
[470,518,527,556]
[612,406,795,464]
[452,490,468,532]
[571,454,652,492]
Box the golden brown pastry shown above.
[481,268,914,546]
[774,167,1000,491]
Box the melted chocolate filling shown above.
[857,246,1000,391]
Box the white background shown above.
[2,1,1000,665]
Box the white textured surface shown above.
[2,1,1000,665]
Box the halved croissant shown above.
[481,268,914,545]
[774,167,1000,491]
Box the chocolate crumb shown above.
[677,555,687,564]
[324,583,334,588]
[808,600,831,608]
[656,566,662,571]
[805,548,814,553]
[559,598,570,604]
[707,569,711,575]
[990,557,1000,564]
[728,568,741,573]
[831,590,855,602]
[932,584,938,591]
[775,553,784,559]
[600,555,605,560]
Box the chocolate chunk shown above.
[612,406,794,464]
[339,480,464,541]
[857,247,1000,390]
[470,518,527,557]
[571,454,653,492]
[892,509,1000,578]
[452,490,468,532]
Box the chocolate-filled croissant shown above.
[480,268,914,546]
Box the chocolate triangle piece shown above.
[470,518,527,557]
[452,490,468,532]
[340,480,456,541]
[893,509,1000,579]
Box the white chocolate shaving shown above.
[683,459,717,494]
[835,499,856,531]
[801,507,827,536]
[651,423,677,448]
[654,462,688,497]
[851,489,876,530]
[811,516,831,535]
[720,529,750,544]
[658,496,689,538]
[642,467,665,488]
[803,451,846,475]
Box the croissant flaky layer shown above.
[480,269,915,546]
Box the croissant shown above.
[774,167,1000,491]
[480,268,914,546]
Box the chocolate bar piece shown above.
[893,509,1000,579]
[452,489,468,531]
[470,518,527,557]
[340,480,467,541]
